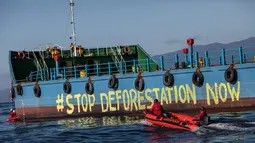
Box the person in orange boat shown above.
[193,107,208,123]
[149,99,170,117]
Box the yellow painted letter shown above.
[160,87,168,105]
[100,93,108,112]
[66,94,74,115]
[88,94,95,112]
[122,89,130,111]
[129,89,138,111]
[166,87,173,104]
[81,94,88,112]
[115,90,122,111]
[227,81,240,101]
[219,83,227,102]
[108,91,116,111]
[138,91,145,110]
[186,84,196,104]
[145,89,153,108]
[206,83,219,105]
[178,85,187,103]
[152,88,160,100]
[74,94,81,113]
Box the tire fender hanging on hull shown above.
[16,84,23,96]
[163,69,174,87]
[134,72,144,91]
[34,82,41,98]
[63,80,71,94]
[108,75,118,89]
[85,77,94,95]
[192,68,204,87]
[224,64,238,84]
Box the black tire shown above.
[163,72,174,87]
[63,81,71,94]
[16,85,23,96]
[85,82,94,95]
[224,68,237,83]
[108,76,118,88]
[34,86,41,98]
[192,72,204,87]
[134,77,145,91]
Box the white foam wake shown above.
[139,120,153,126]
[208,122,255,131]
[245,122,255,124]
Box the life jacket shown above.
[150,102,163,116]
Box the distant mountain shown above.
[0,88,10,103]
[153,37,255,58]
[152,37,255,69]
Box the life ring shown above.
[10,87,15,99]
[85,82,94,95]
[63,81,71,94]
[124,46,130,54]
[33,85,41,98]
[18,51,25,59]
[163,71,174,87]
[192,71,204,87]
[224,67,237,83]
[16,84,23,96]
[108,75,118,88]
[134,77,144,91]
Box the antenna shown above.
[70,0,77,56]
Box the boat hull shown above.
[144,110,200,132]
[13,63,255,119]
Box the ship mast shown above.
[70,0,77,57]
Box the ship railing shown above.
[26,46,255,82]
[109,46,127,74]
[155,47,255,70]
[32,50,43,80]
[38,51,49,79]
[28,69,48,82]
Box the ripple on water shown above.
[0,102,255,142]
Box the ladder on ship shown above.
[32,50,43,80]
[38,51,49,80]
[110,46,126,74]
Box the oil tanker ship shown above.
[8,0,255,120]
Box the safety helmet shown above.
[10,109,13,112]
[154,99,158,102]
[13,110,15,113]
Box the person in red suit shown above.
[149,99,166,116]
[193,107,208,122]
[9,109,17,118]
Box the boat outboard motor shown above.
[200,116,210,125]
[163,113,170,118]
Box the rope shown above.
[21,96,26,124]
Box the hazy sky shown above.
[0,0,254,80]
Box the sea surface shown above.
[0,102,255,143]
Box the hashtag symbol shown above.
[56,94,64,112]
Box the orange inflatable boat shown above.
[144,109,209,132]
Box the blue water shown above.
[0,102,255,143]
